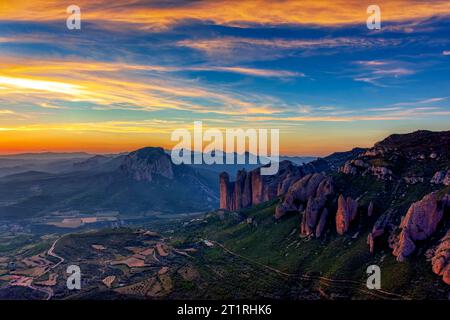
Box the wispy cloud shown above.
[189,66,303,78]
[391,97,447,106]
[352,60,417,87]
[177,37,404,58]
[38,103,70,110]
[0,57,292,117]
[0,109,17,115]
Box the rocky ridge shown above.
[218,130,450,286]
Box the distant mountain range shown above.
[0,147,318,219]
[0,147,219,218]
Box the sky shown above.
[0,0,449,156]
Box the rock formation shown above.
[339,159,369,175]
[391,192,445,261]
[301,196,323,236]
[220,172,233,210]
[335,195,358,235]
[367,166,393,180]
[367,210,394,253]
[219,160,310,211]
[300,178,334,237]
[430,169,450,186]
[273,173,334,237]
[120,147,174,182]
[275,173,329,219]
[430,229,450,285]
[315,208,329,238]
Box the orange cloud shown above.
[1,0,449,28]
[0,56,298,121]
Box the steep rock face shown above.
[219,160,308,211]
[120,147,174,182]
[277,173,300,196]
[274,173,334,237]
[220,172,232,210]
[251,170,264,205]
[233,170,247,210]
[391,192,445,261]
[430,230,450,285]
[275,173,328,219]
[335,195,358,235]
[300,177,334,237]
[315,208,329,238]
[301,196,323,236]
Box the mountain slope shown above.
[217,130,450,288]
[0,147,219,219]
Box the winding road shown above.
[47,238,65,270]
[25,237,64,300]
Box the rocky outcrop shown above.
[277,174,334,237]
[120,147,174,182]
[368,166,393,180]
[430,169,450,186]
[301,196,321,236]
[430,230,450,285]
[404,176,424,184]
[335,195,358,235]
[315,208,329,238]
[220,160,311,211]
[220,172,233,210]
[339,159,393,181]
[339,159,369,175]
[340,162,357,175]
[391,192,445,261]
[301,178,334,237]
[275,173,331,219]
